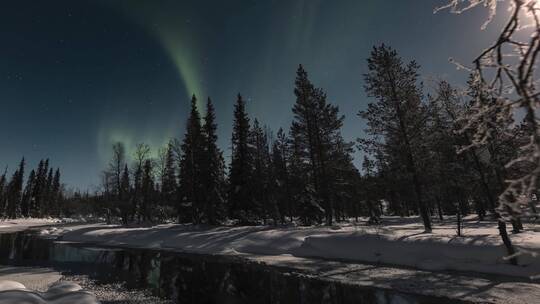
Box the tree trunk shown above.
[497,219,518,265]
[436,197,444,221]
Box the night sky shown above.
[0,0,505,190]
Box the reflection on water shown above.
[0,232,464,304]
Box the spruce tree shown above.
[228,94,254,224]
[0,168,8,217]
[201,98,226,224]
[178,95,204,223]
[290,65,347,225]
[44,168,54,216]
[6,158,25,218]
[51,169,61,217]
[31,160,45,217]
[250,119,275,223]
[161,140,178,212]
[21,169,36,217]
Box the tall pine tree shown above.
[5,158,25,218]
[160,140,178,211]
[359,45,432,232]
[0,168,7,217]
[290,65,348,225]
[21,169,36,217]
[178,95,204,223]
[201,98,226,224]
[228,94,255,224]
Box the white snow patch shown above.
[0,280,98,304]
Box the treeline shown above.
[91,44,537,230]
[97,65,360,226]
[0,158,63,219]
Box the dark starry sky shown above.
[0,0,505,190]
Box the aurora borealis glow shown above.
[0,0,505,189]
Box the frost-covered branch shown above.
[440,0,540,219]
[438,0,540,268]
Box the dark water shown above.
[0,231,466,304]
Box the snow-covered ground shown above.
[0,218,62,233]
[47,216,540,279]
[0,266,171,304]
[0,280,98,304]
[1,216,540,303]
[0,218,83,233]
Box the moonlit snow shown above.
[0,280,99,304]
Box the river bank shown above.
[1,217,540,303]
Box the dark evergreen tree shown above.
[290,65,348,225]
[31,160,45,217]
[228,94,255,224]
[271,128,293,223]
[118,164,131,224]
[359,45,432,232]
[250,119,277,223]
[201,98,226,224]
[362,156,381,223]
[44,168,54,216]
[51,169,61,217]
[21,169,36,217]
[5,158,25,218]
[109,142,126,199]
[141,159,155,222]
[132,143,151,222]
[0,168,8,217]
[178,95,204,223]
[160,140,178,211]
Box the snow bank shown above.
[57,216,540,279]
[294,232,540,278]
[0,280,98,304]
[0,218,82,233]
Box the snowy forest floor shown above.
[2,216,540,303]
[45,215,540,279]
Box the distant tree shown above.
[31,159,47,217]
[228,94,255,224]
[21,169,36,217]
[133,143,151,221]
[160,140,178,214]
[0,168,7,217]
[109,142,126,198]
[5,158,25,218]
[51,169,61,217]
[43,168,54,216]
[118,164,131,224]
[141,159,155,222]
